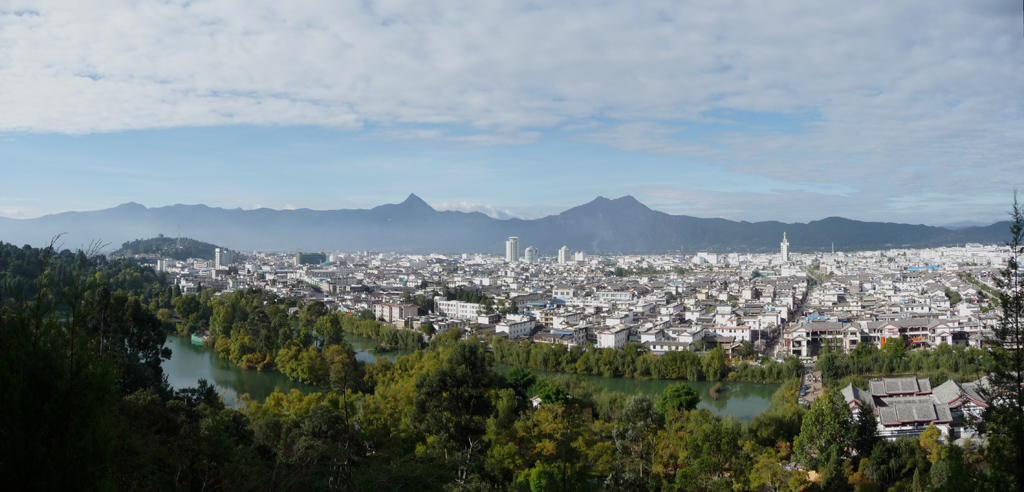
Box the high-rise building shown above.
[506,236,520,263]
[215,248,236,268]
[781,232,790,263]
[558,246,570,264]
[524,246,538,264]
[296,251,327,266]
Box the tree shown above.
[882,336,906,359]
[750,445,796,492]
[612,394,664,479]
[820,446,854,492]
[819,352,841,385]
[412,341,496,474]
[531,380,567,405]
[0,244,120,490]
[944,287,963,306]
[702,346,727,381]
[984,192,1024,492]
[658,383,701,416]
[852,403,879,459]
[794,389,854,469]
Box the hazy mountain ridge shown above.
[0,194,1010,254]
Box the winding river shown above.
[162,335,779,419]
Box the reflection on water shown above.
[492,363,778,421]
[162,335,321,408]
[163,335,778,420]
[346,335,414,364]
[162,334,412,408]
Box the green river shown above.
[162,335,778,420]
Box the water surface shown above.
[162,334,411,407]
[163,335,778,420]
[493,363,779,421]
[163,335,321,408]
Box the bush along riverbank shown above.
[489,336,803,383]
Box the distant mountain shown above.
[942,220,994,230]
[0,194,1011,254]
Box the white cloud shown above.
[0,1,1021,223]
[4,2,1018,136]
[431,201,520,219]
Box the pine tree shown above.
[985,192,1024,492]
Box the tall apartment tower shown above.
[506,236,520,263]
[558,246,570,264]
[215,248,235,269]
[524,246,538,264]
[780,232,790,263]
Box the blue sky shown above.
[0,1,1022,225]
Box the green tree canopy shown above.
[658,383,701,415]
[794,389,854,469]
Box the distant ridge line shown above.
[0,195,1010,255]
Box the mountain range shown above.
[0,194,1010,255]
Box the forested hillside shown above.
[115,236,223,261]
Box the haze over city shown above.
[1,1,1021,226]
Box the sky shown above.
[0,0,1022,226]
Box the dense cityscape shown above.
[143,233,1010,440]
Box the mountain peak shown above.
[399,193,433,211]
[613,195,648,208]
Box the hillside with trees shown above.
[115,236,224,261]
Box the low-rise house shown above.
[596,325,629,349]
[496,314,536,339]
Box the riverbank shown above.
[164,333,779,420]
[163,333,418,406]
[490,336,803,385]
[163,334,321,408]
[492,363,779,421]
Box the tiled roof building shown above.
[842,377,988,440]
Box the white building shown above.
[558,246,571,265]
[524,246,539,264]
[781,232,790,263]
[506,237,520,263]
[596,325,630,349]
[711,325,754,342]
[215,248,237,269]
[497,314,536,339]
[694,251,719,265]
[433,296,483,320]
[596,291,632,301]
[373,303,419,324]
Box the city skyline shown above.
[0,2,1021,226]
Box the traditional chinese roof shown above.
[877,399,952,426]
[869,377,931,396]
[841,384,871,408]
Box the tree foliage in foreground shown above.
[984,193,1024,492]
